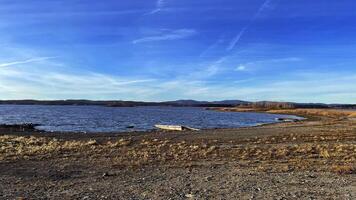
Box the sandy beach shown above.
[0,109,355,199]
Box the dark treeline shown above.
[0,100,174,107]
[0,100,243,108]
[0,100,355,109]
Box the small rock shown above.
[205,176,213,181]
[102,172,111,177]
[307,174,317,178]
[185,194,195,198]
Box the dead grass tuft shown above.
[331,165,356,174]
[107,138,132,147]
[348,112,356,118]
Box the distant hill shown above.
[0,99,354,109]
[0,99,247,107]
[212,100,248,105]
[0,100,157,107]
[164,100,208,105]
[165,99,248,107]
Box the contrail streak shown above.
[227,0,273,51]
[149,0,166,14]
[0,57,56,67]
[227,27,247,51]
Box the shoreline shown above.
[0,108,307,136]
[0,109,355,199]
[0,115,306,140]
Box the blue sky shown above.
[0,0,355,103]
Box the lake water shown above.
[0,105,302,133]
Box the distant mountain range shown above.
[0,99,354,109]
[164,100,249,106]
[0,99,248,107]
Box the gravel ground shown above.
[0,116,355,199]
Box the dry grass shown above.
[0,135,99,160]
[267,109,356,119]
[331,165,356,174]
[112,138,356,173]
[212,107,356,119]
[348,112,356,118]
[1,121,355,174]
[210,107,265,112]
[1,134,355,163]
[0,135,138,161]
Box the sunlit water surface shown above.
[0,105,303,133]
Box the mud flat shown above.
[0,109,355,199]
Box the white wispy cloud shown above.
[227,0,274,51]
[185,57,227,80]
[0,57,56,67]
[155,72,356,103]
[133,29,197,44]
[0,47,353,103]
[235,57,302,72]
[0,49,158,100]
[267,57,302,62]
[236,65,247,71]
[244,57,301,66]
[1,60,356,103]
[0,66,157,100]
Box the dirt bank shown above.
[0,110,355,199]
